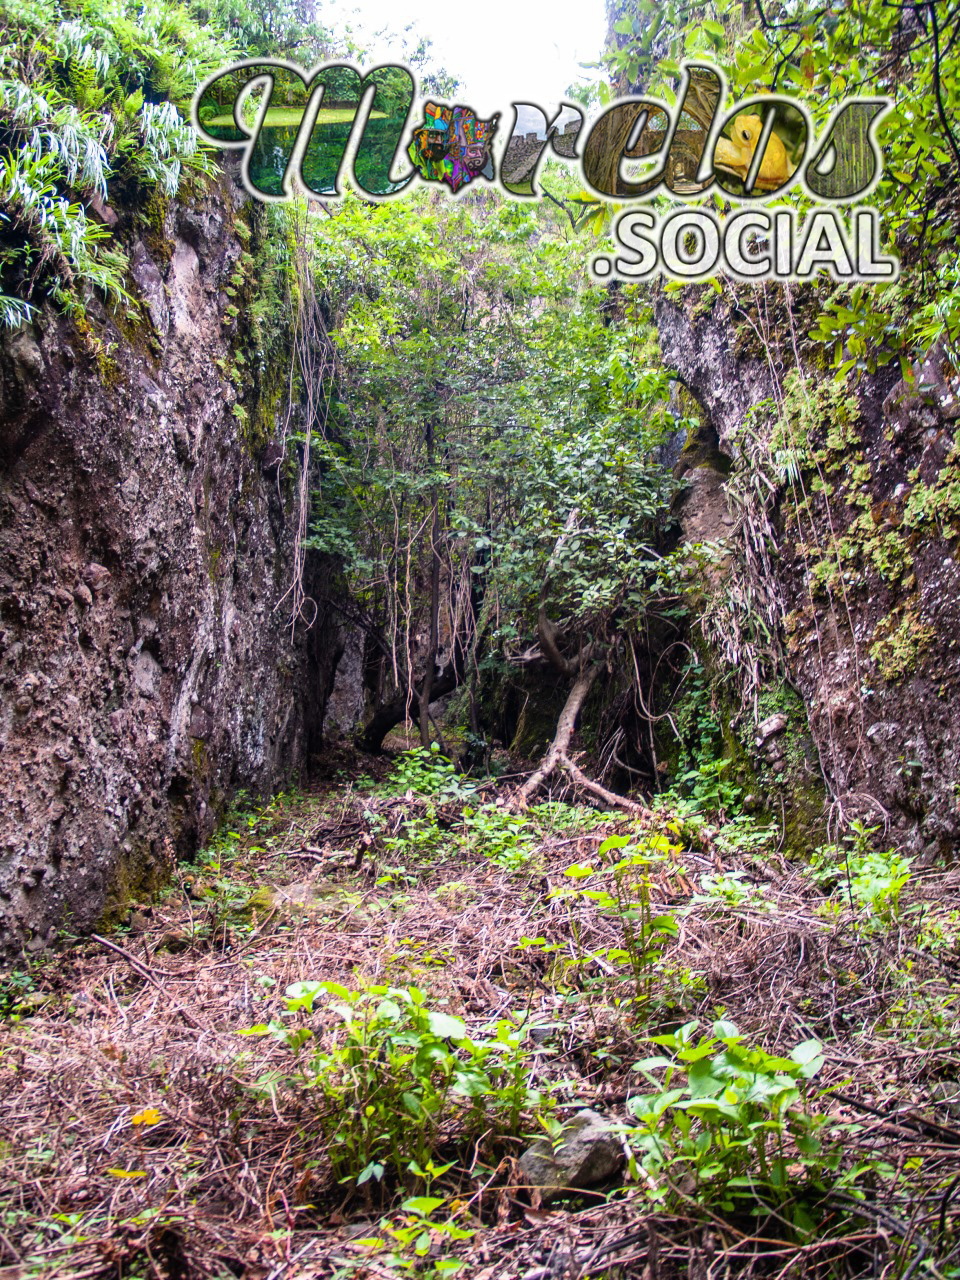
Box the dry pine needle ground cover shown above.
[2,751,960,1280]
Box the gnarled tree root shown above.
[513,664,653,820]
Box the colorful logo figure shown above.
[408,102,500,193]
[419,102,453,162]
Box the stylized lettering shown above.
[660,211,721,276]
[805,99,889,199]
[193,59,415,200]
[854,209,897,277]
[724,210,771,276]
[666,64,722,195]
[500,103,584,197]
[796,211,854,278]
[607,210,658,278]
[712,97,805,197]
[582,99,673,198]
[191,56,895,286]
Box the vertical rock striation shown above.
[656,284,960,855]
[0,181,338,951]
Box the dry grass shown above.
[1,765,960,1280]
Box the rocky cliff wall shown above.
[656,284,960,856]
[0,180,338,952]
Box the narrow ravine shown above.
[3,0,960,1275]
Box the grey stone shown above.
[756,713,788,742]
[519,1110,624,1203]
[324,624,367,735]
[130,241,169,341]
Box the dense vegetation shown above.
[299,189,687,767]
[2,0,960,1275]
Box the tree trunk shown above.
[419,415,443,746]
[514,511,652,818]
[359,654,462,753]
[518,663,599,802]
[514,662,651,817]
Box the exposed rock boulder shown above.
[519,1109,624,1203]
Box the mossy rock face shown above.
[678,426,731,477]
[476,661,570,761]
[653,642,826,858]
[752,685,827,855]
[510,703,558,758]
[236,879,346,920]
[241,885,277,918]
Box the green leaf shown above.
[631,1055,673,1072]
[564,861,595,879]
[790,1039,824,1078]
[598,835,631,856]
[426,1011,466,1039]
[402,1091,425,1117]
[402,1195,446,1215]
[284,981,327,1012]
[688,1059,726,1098]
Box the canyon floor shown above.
[2,747,960,1280]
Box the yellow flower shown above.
[131,1108,162,1126]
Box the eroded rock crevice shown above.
[656,285,960,855]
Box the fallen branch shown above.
[91,933,203,1030]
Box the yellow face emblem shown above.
[714,112,794,189]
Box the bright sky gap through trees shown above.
[341,0,608,109]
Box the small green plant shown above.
[679,758,743,820]
[250,981,545,1187]
[461,804,536,870]
[868,608,936,682]
[848,848,912,920]
[385,746,478,801]
[690,870,772,912]
[548,832,680,1007]
[382,811,445,862]
[0,967,38,1019]
[626,1020,828,1225]
[917,907,960,954]
[355,1188,474,1275]
[808,823,912,923]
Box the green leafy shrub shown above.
[690,869,773,913]
[847,849,912,921]
[546,832,679,1006]
[627,1020,829,1226]
[384,746,477,801]
[461,804,536,870]
[808,823,912,923]
[255,981,545,1187]
[0,0,223,322]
